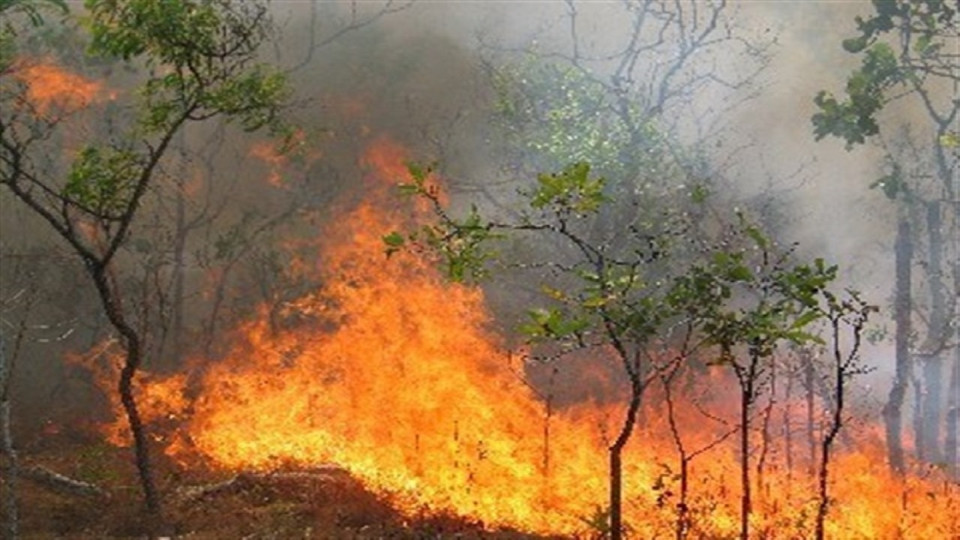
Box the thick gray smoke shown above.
[1,0,950,449]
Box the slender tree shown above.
[813,0,958,473]
[0,0,289,520]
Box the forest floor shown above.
[12,431,563,539]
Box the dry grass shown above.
[11,434,564,539]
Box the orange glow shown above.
[13,59,103,116]
[84,136,960,537]
[248,129,319,187]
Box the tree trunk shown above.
[89,266,161,519]
[804,353,817,476]
[0,332,19,540]
[815,320,848,540]
[946,339,959,478]
[911,372,925,461]
[609,379,642,540]
[738,356,758,540]
[739,381,752,540]
[883,219,912,474]
[169,181,188,371]
[783,369,794,485]
[920,201,945,464]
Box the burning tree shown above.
[0,0,289,522]
[389,160,872,539]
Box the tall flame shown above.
[84,135,959,537]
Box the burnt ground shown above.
[9,432,571,539]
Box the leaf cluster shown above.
[0,0,68,69]
[86,0,289,135]
[386,163,499,282]
[665,220,842,369]
[812,0,957,149]
[63,146,142,218]
[530,161,607,215]
[491,59,680,187]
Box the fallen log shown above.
[177,465,351,502]
[18,464,109,499]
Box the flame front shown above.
[85,136,959,537]
[169,137,615,533]
[12,59,104,116]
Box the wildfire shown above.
[12,59,105,116]
[249,129,319,187]
[83,136,959,537]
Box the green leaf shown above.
[382,231,406,248]
[790,310,821,330]
[842,36,868,53]
[938,132,959,147]
[745,225,769,251]
[690,183,709,204]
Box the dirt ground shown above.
[9,433,567,539]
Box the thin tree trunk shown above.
[169,180,188,370]
[738,357,758,540]
[912,372,925,461]
[661,366,689,540]
[920,201,944,463]
[0,332,18,540]
[89,267,161,519]
[946,340,959,478]
[784,368,794,485]
[609,378,642,540]
[739,382,752,540]
[805,353,817,477]
[756,366,775,501]
[883,219,912,474]
[815,314,859,540]
[946,194,959,478]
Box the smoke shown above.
[1,0,945,464]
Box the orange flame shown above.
[13,59,104,116]
[248,129,319,187]
[85,136,959,537]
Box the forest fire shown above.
[11,59,104,116]
[74,137,959,538]
[4,1,957,538]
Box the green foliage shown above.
[64,146,142,216]
[520,307,589,342]
[869,162,909,200]
[811,43,901,147]
[939,131,960,147]
[86,0,289,135]
[669,219,840,370]
[530,162,607,214]
[85,0,254,63]
[38,0,290,225]
[812,0,957,148]
[390,163,499,282]
[387,158,852,369]
[0,0,67,27]
[491,58,682,186]
[0,0,68,69]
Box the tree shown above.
[389,161,695,539]
[473,0,775,241]
[389,161,857,540]
[812,0,958,474]
[812,291,874,540]
[0,0,289,521]
[668,222,854,540]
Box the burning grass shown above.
[36,136,960,538]
[15,432,555,538]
